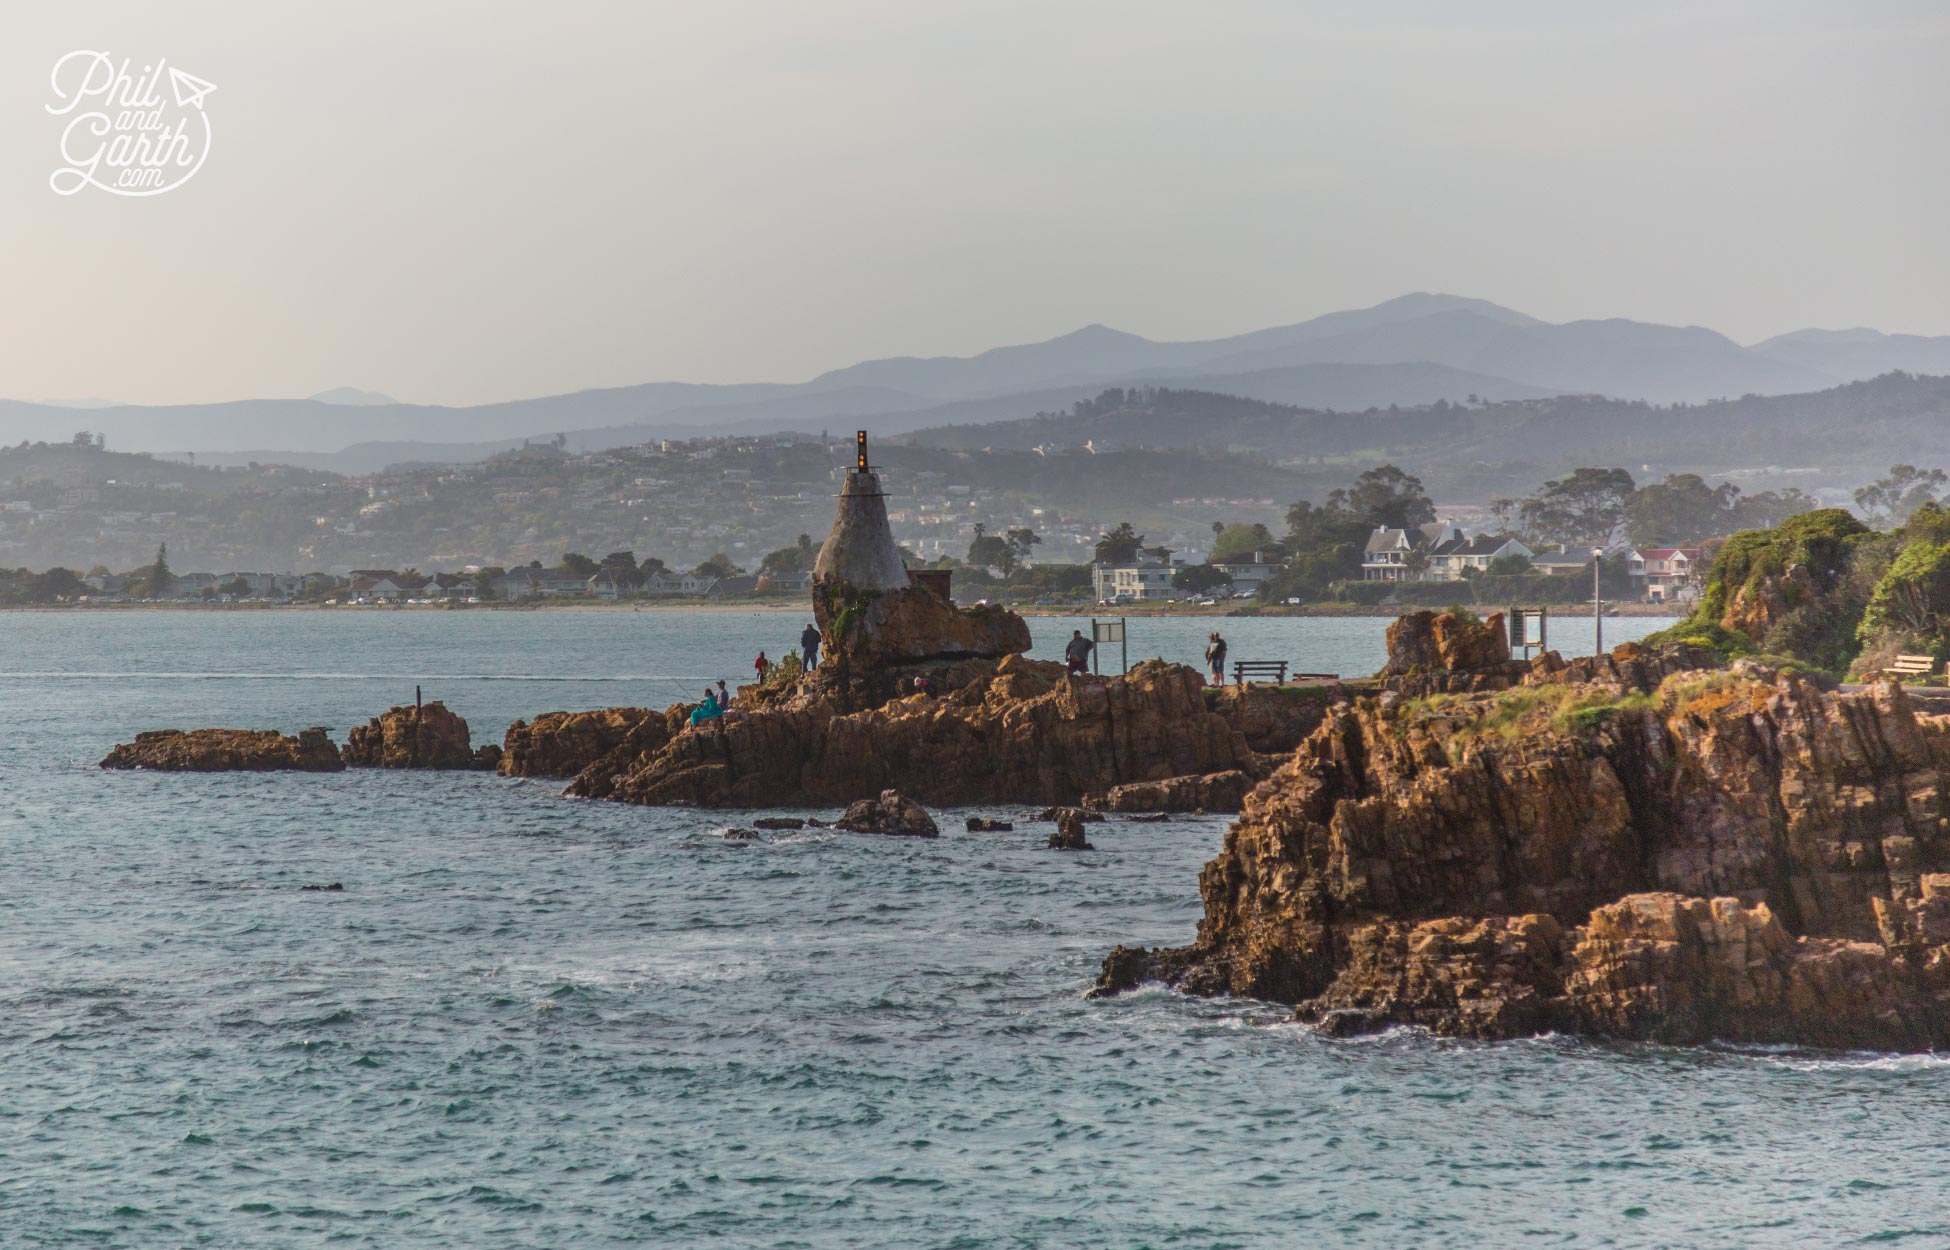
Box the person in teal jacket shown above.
[688,688,724,727]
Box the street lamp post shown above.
[1592,547,1605,656]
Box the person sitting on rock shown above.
[716,679,731,709]
[800,622,822,671]
[1205,631,1228,686]
[688,688,724,728]
[754,650,771,684]
[1064,629,1094,675]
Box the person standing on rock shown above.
[1205,631,1228,686]
[754,650,771,684]
[1064,629,1094,675]
[800,622,822,672]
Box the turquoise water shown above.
[5,609,1945,1249]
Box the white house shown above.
[1425,534,1534,581]
[1529,548,1596,577]
[646,571,722,596]
[1361,522,1460,581]
[1091,557,1180,602]
[1631,547,1702,603]
[1212,549,1283,593]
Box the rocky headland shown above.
[1096,622,1950,1051]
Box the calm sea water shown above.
[5,608,1945,1249]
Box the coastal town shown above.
[2,420,1910,611]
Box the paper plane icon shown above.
[168,66,217,110]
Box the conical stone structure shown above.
[813,436,910,590]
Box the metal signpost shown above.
[1091,617,1128,675]
[1506,606,1548,659]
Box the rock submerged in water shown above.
[832,790,939,837]
[101,727,344,772]
[1095,654,1950,1051]
[1048,810,1094,851]
[342,701,484,769]
[965,817,1013,832]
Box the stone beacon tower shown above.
[807,432,1030,693]
[812,432,910,589]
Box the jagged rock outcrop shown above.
[1049,809,1094,851]
[832,789,939,837]
[566,656,1258,810]
[1384,609,1513,675]
[101,727,344,772]
[500,707,659,777]
[341,701,483,769]
[1377,610,1527,695]
[1522,640,1722,692]
[1096,662,1950,1050]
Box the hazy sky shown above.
[3,1,1946,406]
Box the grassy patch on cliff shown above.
[1401,685,1657,762]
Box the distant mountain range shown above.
[907,374,1950,502]
[5,293,1947,471]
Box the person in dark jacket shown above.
[800,622,822,671]
[1205,632,1228,686]
[1064,629,1094,675]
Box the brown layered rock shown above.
[1096,664,1950,1050]
[1383,609,1513,675]
[814,580,1030,673]
[832,789,939,837]
[1087,769,1252,814]
[1206,683,1338,757]
[1377,610,1528,695]
[341,701,481,769]
[568,657,1258,810]
[500,707,659,777]
[527,706,690,798]
[101,727,344,772]
[1523,639,1723,693]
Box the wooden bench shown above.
[1231,660,1288,685]
[1886,654,1936,680]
